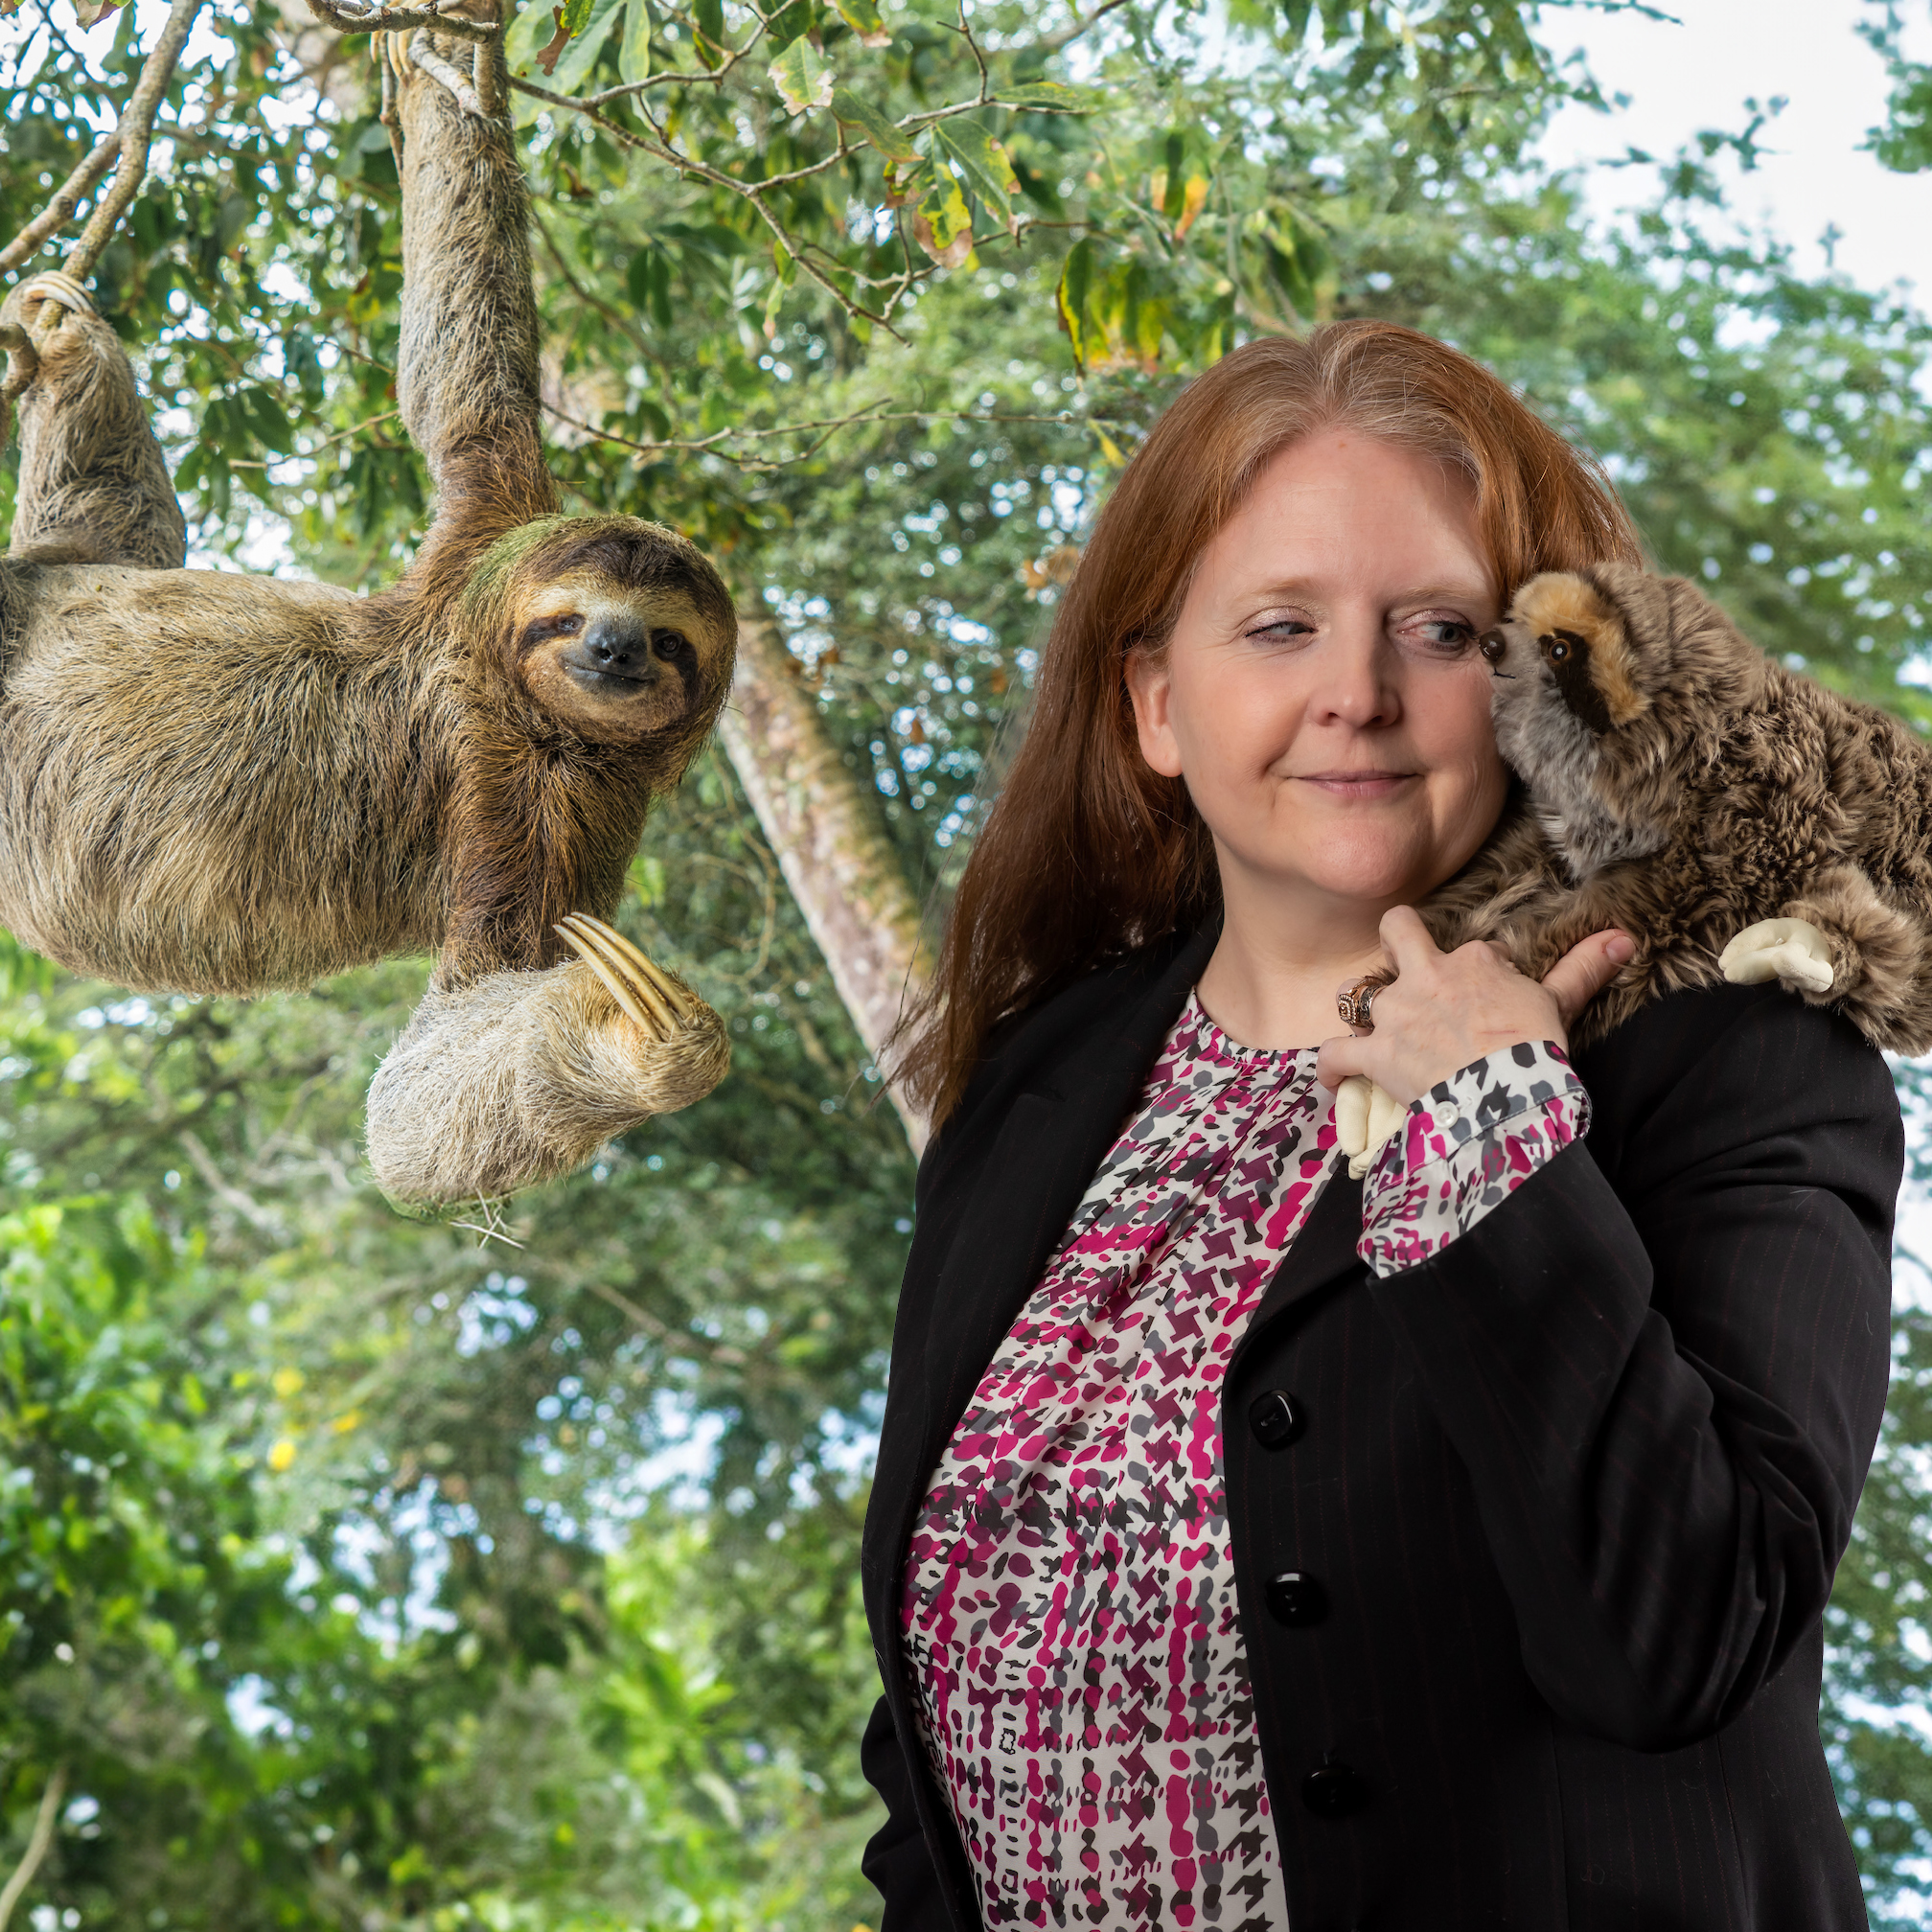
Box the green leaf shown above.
[932,114,1020,234]
[1056,236,1093,365]
[618,0,653,84]
[831,87,917,164]
[998,80,1097,112]
[831,0,889,46]
[766,0,812,43]
[691,0,724,51]
[558,0,596,40]
[504,0,558,70]
[240,386,292,454]
[769,36,835,115]
[908,162,973,266]
[546,0,625,93]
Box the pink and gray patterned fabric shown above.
[900,994,1585,1929]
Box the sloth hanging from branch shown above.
[0,11,735,1208]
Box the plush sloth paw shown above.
[1717,917,1836,996]
[1335,1074,1406,1181]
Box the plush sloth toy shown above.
[1337,561,1932,1174]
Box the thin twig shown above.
[0,1761,68,1932]
[1036,0,1130,53]
[448,1198,526,1249]
[584,1278,748,1365]
[510,77,906,335]
[62,0,209,283]
[224,404,403,470]
[0,134,117,278]
[531,206,650,351]
[541,398,1130,470]
[305,0,496,39]
[563,19,768,105]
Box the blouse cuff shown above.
[1357,1041,1591,1278]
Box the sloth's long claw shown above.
[604,930,700,1021]
[555,915,683,1037]
[569,914,699,1022]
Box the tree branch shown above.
[61,0,209,283]
[718,613,932,1153]
[303,0,497,39]
[0,1762,68,1932]
[0,134,117,278]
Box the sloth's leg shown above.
[1718,919,1837,994]
[1721,864,1926,1048]
[1,275,186,569]
[365,916,728,1206]
[383,15,557,548]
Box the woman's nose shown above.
[1311,632,1398,727]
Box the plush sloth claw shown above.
[1336,1074,1406,1182]
[1718,918,1837,996]
[554,913,697,1038]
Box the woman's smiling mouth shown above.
[1294,769,1419,798]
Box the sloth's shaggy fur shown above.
[0,34,736,1202]
[1418,561,1932,1053]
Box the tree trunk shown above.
[719,613,932,1154]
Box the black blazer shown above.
[859,924,1903,1930]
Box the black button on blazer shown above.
[859,924,1902,1930]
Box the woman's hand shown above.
[1316,906,1634,1105]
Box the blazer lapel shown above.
[908,925,1219,1485]
[1234,1156,1365,1368]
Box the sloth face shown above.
[500,520,736,748]
[515,571,720,743]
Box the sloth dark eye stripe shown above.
[1542,628,1613,736]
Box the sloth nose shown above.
[583,617,651,676]
[1479,629,1508,666]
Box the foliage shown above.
[1864,1,1932,176]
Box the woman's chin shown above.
[1234,829,1442,909]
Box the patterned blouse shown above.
[900,993,1587,1930]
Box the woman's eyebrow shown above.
[1226,580,1492,607]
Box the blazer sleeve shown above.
[861,1693,953,1929]
[1367,985,1900,1752]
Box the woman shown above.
[860,323,1900,1930]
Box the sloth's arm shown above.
[366,919,728,1205]
[391,26,557,555]
[2,278,186,569]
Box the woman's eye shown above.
[1245,617,1316,645]
[1406,617,1477,655]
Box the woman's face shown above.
[1127,430,1507,922]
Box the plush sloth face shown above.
[1477,567,1671,876]
[488,518,736,748]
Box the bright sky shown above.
[1537,0,1931,305]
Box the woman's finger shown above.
[1541,929,1636,1027]
[1316,1032,1373,1092]
[1376,904,1442,977]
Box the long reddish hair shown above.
[898,321,1645,1128]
